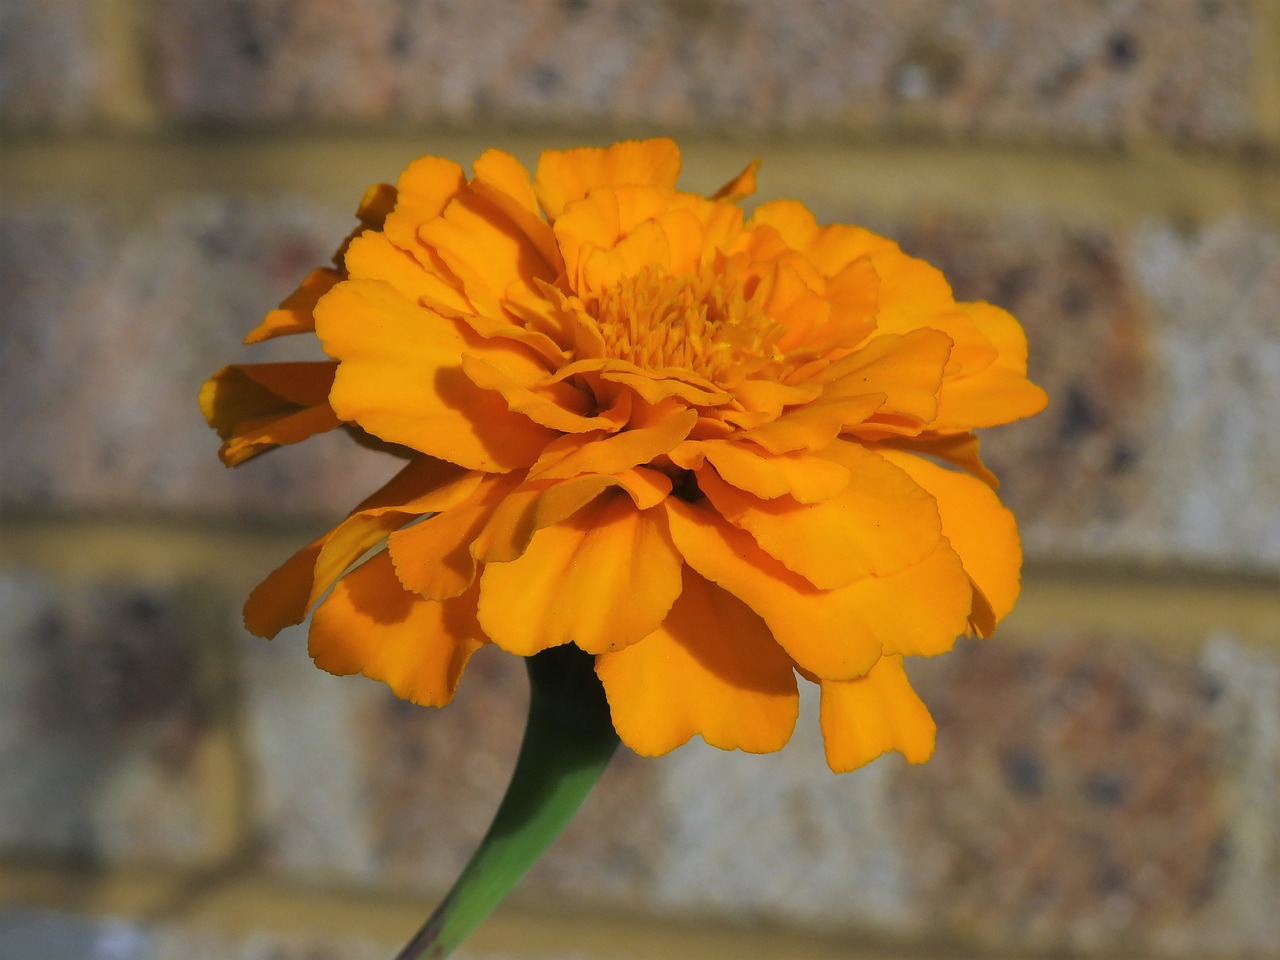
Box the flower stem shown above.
[393,644,620,960]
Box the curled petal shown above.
[478,493,683,656]
[200,362,340,466]
[244,457,485,638]
[596,566,799,756]
[534,137,682,222]
[878,449,1023,631]
[698,441,942,588]
[244,268,340,344]
[671,439,852,504]
[819,655,936,773]
[529,405,698,481]
[388,474,520,601]
[310,551,485,708]
[315,279,557,471]
[471,468,672,564]
[665,498,881,680]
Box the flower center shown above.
[591,266,786,387]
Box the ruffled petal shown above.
[419,188,558,321]
[387,474,519,601]
[596,566,798,755]
[477,493,683,656]
[471,148,562,270]
[671,439,852,504]
[697,441,942,589]
[243,457,485,638]
[878,449,1023,630]
[470,468,672,564]
[664,497,882,680]
[534,138,682,222]
[528,404,698,480]
[309,551,485,707]
[819,655,936,772]
[381,155,468,268]
[199,362,340,465]
[315,279,557,471]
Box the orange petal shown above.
[315,279,557,471]
[529,405,698,481]
[418,188,558,321]
[819,655,936,772]
[664,498,882,680]
[710,158,761,203]
[932,368,1050,431]
[200,362,340,465]
[534,138,682,222]
[343,231,467,310]
[743,394,885,455]
[309,551,485,708]
[477,493,683,656]
[470,467,673,564]
[471,148,562,271]
[460,354,620,434]
[387,475,517,601]
[884,431,999,488]
[818,328,952,429]
[697,441,942,589]
[596,566,799,756]
[381,155,468,268]
[244,457,485,638]
[244,268,340,344]
[878,449,1023,630]
[674,439,852,504]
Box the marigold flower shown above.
[202,138,1046,774]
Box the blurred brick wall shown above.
[2,2,1279,959]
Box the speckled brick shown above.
[147,0,1257,147]
[869,212,1280,574]
[0,200,400,521]
[0,571,239,866]
[899,631,1280,957]
[0,0,102,128]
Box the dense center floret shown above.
[591,265,787,387]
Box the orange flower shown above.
[202,138,1046,773]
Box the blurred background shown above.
[2,1,1278,958]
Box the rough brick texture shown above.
[240,616,1280,955]
[0,200,398,521]
[0,0,102,128]
[0,571,238,866]
[148,0,1256,147]
[902,632,1280,956]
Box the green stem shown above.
[394,644,620,960]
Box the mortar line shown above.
[2,519,1278,651]
[0,859,1183,960]
[1253,0,1280,146]
[94,0,158,131]
[0,133,1276,227]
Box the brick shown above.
[899,631,1280,957]
[0,571,239,866]
[869,212,1280,573]
[0,200,399,521]
[147,0,1256,147]
[0,0,102,128]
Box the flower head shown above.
[202,138,1046,772]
